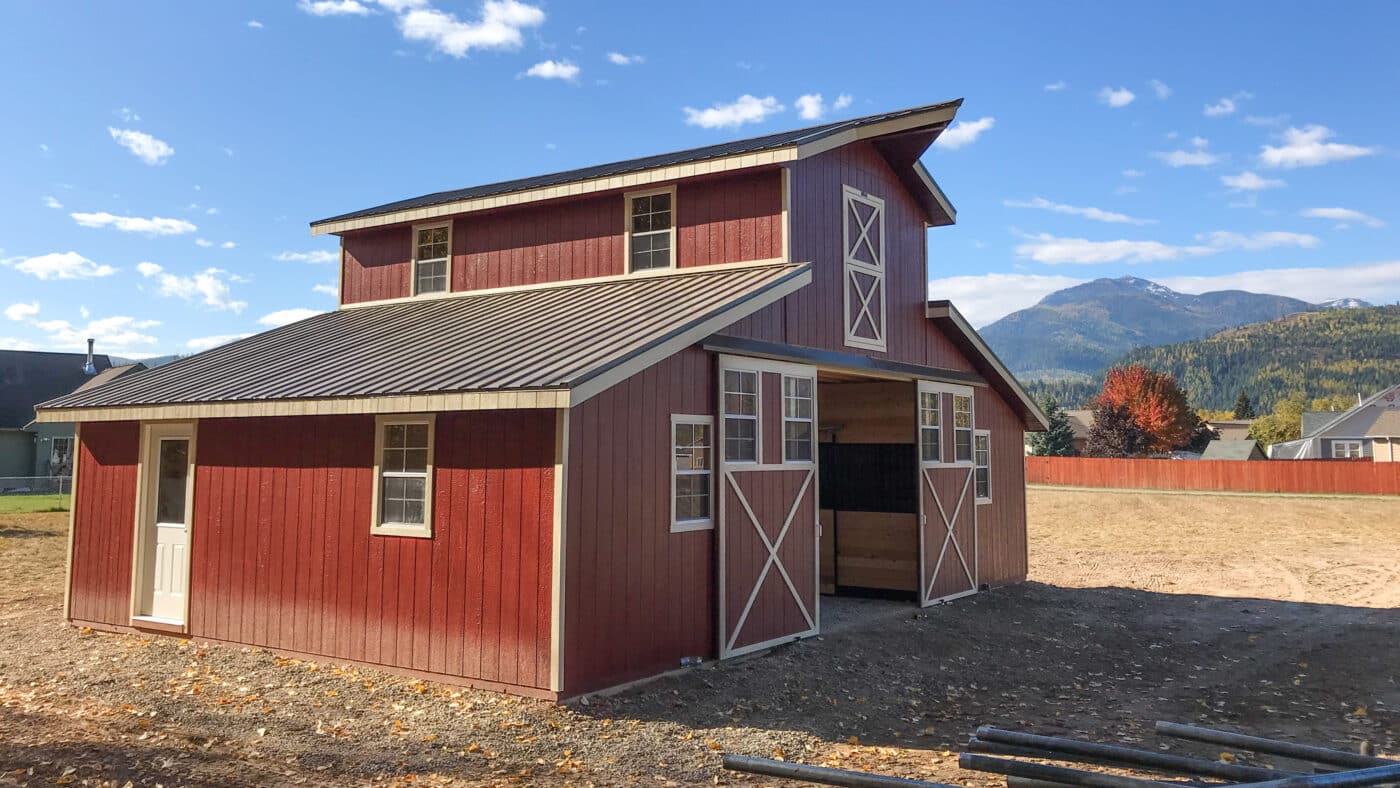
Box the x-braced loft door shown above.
[718,355,820,658]
[916,381,978,606]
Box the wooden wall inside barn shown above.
[975,389,1028,587]
[67,421,140,626]
[340,170,783,305]
[562,346,715,695]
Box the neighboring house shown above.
[26,363,146,477]
[0,346,114,480]
[1269,384,1400,461]
[1203,419,1254,441]
[38,100,1048,700]
[1200,439,1266,461]
[1064,409,1094,455]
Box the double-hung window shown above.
[672,415,714,532]
[412,223,451,295]
[626,187,675,272]
[782,375,815,463]
[1332,440,1363,459]
[372,415,435,537]
[50,436,74,473]
[953,394,974,463]
[919,391,942,463]
[722,369,758,462]
[974,430,991,502]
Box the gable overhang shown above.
[926,300,1049,431]
[703,334,984,387]
[1305,383,1400,439]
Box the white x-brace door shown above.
[917,380,978,606]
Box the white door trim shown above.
[129,421,198,627]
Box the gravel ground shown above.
[1,489,1396,786]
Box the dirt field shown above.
[1,488,1396,786]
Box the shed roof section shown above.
[37,262,811,419]
[1200,439,1265,460]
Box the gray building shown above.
[1269,384,1400,461]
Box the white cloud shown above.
[927,273,1084,327]
[1190,135,1209,148]
[396,0,546,57]
[136,261,163,277]
[606,52,643,65]
[195,238,214,248]
[6,251,116,280]
[1301,207,1385,229]
[933,116,995,150]
[298,0,372,16]
[79,306,89,319]
[42,195,62,209]
[0,337,39,351]
[1148,79,1172,99]
[794,92,852,121]
[220,241,236,249]
[72,212,196,235]
[275,250,340,264]
[35,315,160,352]
[524,59,579,80]
[4,302,39,322]
[1043,81,1066,92]
[1158,259,1400,306]
[1259,125,1375,169]
[1221,171,1285,191]
[1003,196,1155,225]
[1014,229,1317,265]
[259,308,324,327]
[186,333,251,351]
[1098,86,1135,108]
[1121,169,1145,178]
[108,127,174,165]
[1243,114,1287,126]
[1152,148,1220,167]
[141,267,248,312]
[247,19,264,28]
[1199,230,1319,251]
[1203,97,1236,117]
[683,94,783,129]
[314,283,340,297]
[116,107,141,122]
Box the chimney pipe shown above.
[83,338,97,375]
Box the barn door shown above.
[133,422,197,624]
[842,186,886,352]
[718,355,820,658]
[917,382,978,606]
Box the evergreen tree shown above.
[1028,394,1077,456]
[1084,402,1151,458]
[1232,391,1256,419]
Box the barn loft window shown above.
[974,430,991,502]
[1332,440,1363,459]
[782,375,815,463]
[841,185,887,352]
[372,415,435,538]
[953,394,974,463]
[919,391,942,463]
[671,415,714,532]
[626,186,675,272]
[722,369,758,462]
[412,223,451,295]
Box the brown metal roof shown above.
[38,263,810,412]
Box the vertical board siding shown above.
[188,412,554,689]
[1026,456,1400,495]
[67,421,140,626]
[563,346,715,695]
[339,172,783,305]
[975,390,1029,586]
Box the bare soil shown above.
[1,488,1396,786]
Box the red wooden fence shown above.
[1026,456,1400,496]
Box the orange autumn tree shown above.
[1095,364,1200,453]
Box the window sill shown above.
[671,519,714,534]
[975,498,992,506]
[371,524,433,539]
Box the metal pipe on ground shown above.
[968,738,1142,771]
[1154,723,1395,770]
[721,755,956,788]
[959,753,1181,788]
[975,726,1300,782]
[1229,763,1400,788]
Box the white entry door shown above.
[136,423,195,624]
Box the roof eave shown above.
[926,299,1049,431]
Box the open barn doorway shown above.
[817,376,920,603]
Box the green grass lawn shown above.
[0,494,70,514]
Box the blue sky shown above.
[3,1,1398,358]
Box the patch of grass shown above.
[0,494,70,514]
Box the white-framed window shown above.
[953,394,974,463]
[50,435,74,474]
[1332,440,1364,459]
[722,368,759,462]
[974,430,991,503]
[919,390,942,463]
[625,186,675,272]
[412,222,451,295]
[842,185,886,351]
[782,375,815,463]
[371,415,435,537]
[671,415,714,532]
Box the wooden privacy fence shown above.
[1026,456,1400,496]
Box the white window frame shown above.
[953,393,975,464]
[671,414,715,533]
[841,185,887,352]
[371,414,436,538]
[410,221,452,297]
[721,366,761,464]
[974,429,992,504]
[781,374,816,464]
[50,435,74,469]
[918,381,975,467]
[1332,439,1364,459]
[918,389,942,464]
[624,185,677,273]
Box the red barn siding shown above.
[974,389,1029,586]
[562,346,715,694]
[723,468,816,651]
[187,411,554,690]
[67,421,140,627]
[342,226,412,304]
[677,170,783,267]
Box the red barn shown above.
[39,99,1047,699]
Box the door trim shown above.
[129,420,198,629]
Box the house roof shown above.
[1303,383,1400,438]
[1361,408,1400,437]
[1300,411,1335,438]
[925,301,1049,431]
[1201,439,1265,460]
[310,99,963,235]
[0,350,113,429]
[71,363,146,394]
[1064,410,1094,440]
[35,262,811,422]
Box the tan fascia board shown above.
[914,161,957,226]
[926,301,1050,432]
[793,104,960,160]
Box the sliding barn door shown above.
[718,356,820,658]
[917,381,978,606]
